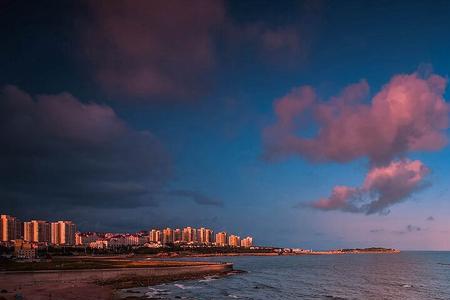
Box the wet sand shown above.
[0,261,233,300]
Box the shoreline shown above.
[140,249,400,259]
[0,261,234,300]
[0,249,400,299]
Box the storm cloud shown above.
[169,189,224,207]
[0,85,171,214]
[83,0,225,100]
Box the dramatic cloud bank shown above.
[264,72,448,164]
[169,190,224,207]
[83,0,225,99]
[0,85,171,212]
[311,160,429,214]
[268,71,448,214]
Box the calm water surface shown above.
[122,252,450,299]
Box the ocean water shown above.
[121,252,450,299]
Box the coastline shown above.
[139,248,400,259]
[0,248,399,299]
[0,261,234,300]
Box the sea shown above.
[119,252,450,299]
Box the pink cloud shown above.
[311,186,358,211]
[264,72,449,164]
[310,160,430,214]
[83,0,225,99]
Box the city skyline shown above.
[2,1,450,250]
[1,213,253,249]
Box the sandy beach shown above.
[0,259,233,300]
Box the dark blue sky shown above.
[2,0,450,250]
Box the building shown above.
[108,234,139,247]
[198,227,206,243]
[75,232,82,245]
[215,231,227,246]
[138,235,149,245]
[162,227,174,244]
[1,214,22,242]
[149,229,162,243]
[78,232,100,245]
[240,236,253,248]
[89,240,108,249]
[228,235,240,247]
[198,227,213,244]
[173,228,182,242]
[23,220,51,243]
[205,229,213,244]
[51,221,77,245]
[14,240,36,259]
[182,227,195,243]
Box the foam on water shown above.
[120,252,450,299]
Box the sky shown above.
[2,0,450,250]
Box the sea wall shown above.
[0,262,233,284]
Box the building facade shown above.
[149,229,162,243]
[215,231,227,246]
[240,236,253,248]
[51,221,77,245]
[162,227,174,244]
[228,234,240,247]
[23,220,51,243]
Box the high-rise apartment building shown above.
[192,228,197,242]
[162,227,174,244]
[75,232,82,245]
[215,231,227,246]
[24,220,51,243]
[149,229,162,243]
[228,235,240,247]
[240,236,253,248]
[0,214,22,242]
[205,229,213,244]
[182,227,195,243]
[51,221,77,245]
[174,228,182,242]
[198,227,214,244]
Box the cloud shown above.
[309,160,429,214]
[0,85,171,213]
[426,216,435,221]
[393,224,423,235]
[264,72,448,165]
[228,24,305,65]
[370,228,385,233]
[224,0,325,67]
[83,0,225,100]
[169,189,223,207]
[406,224,422,232]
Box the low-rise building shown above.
[108,234,139,247]
[89,240,108,249]
[14,240,36,259]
